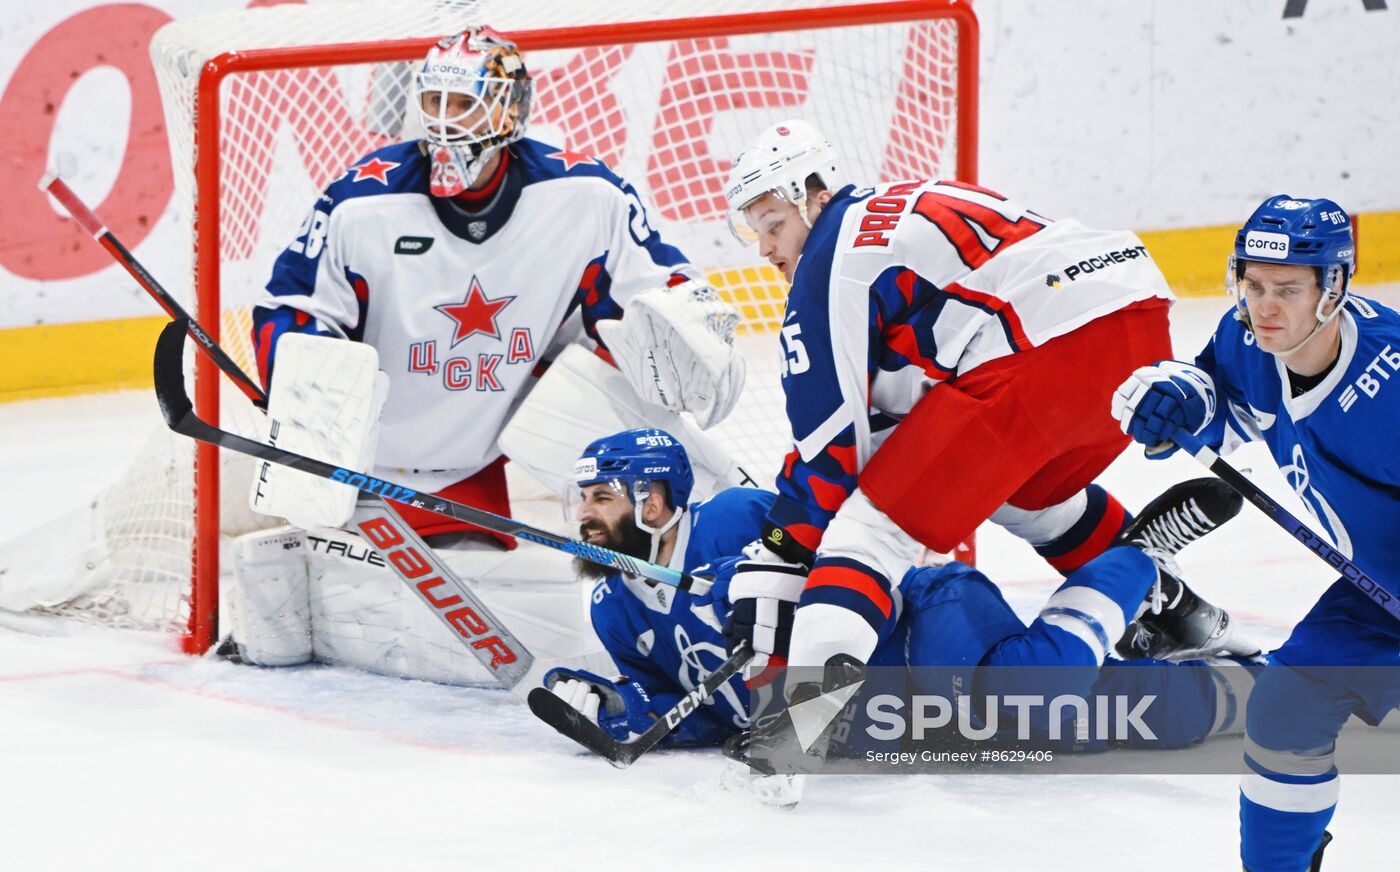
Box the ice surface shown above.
[2,294,1396,870]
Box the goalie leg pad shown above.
[228,526,312,667]
[305,525,498,687]
[441,544,613,677]
[305,527,611,691]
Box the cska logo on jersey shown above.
[413,276,535,393]
[434,275,516,347]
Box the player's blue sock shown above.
[1031,546,1153,663]
[1240,769,1337,871]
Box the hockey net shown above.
[4,0,977,650]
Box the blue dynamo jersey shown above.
[588,488,774,747]
[588,489,1231,750]
[1197,295,1400,614]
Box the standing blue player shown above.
[1112,196,1400,871]
[541,429,1262,789]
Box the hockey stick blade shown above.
[1172,429,1400,623]
[527,643,752,768]
[527,690,637,766]
[154,319,710,594]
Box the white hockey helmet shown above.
[724,119,847,244]
[415,26,533,197]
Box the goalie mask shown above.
[415,27,533,197]
[1226,195,1355,353]
[724,119,847,245]
[569,429,695,565]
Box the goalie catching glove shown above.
[595,279,747,429]
[544,667,655,741]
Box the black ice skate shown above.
[723,653,866,778]
[1116,477,1243,570]
[1116,568,1262,661]
[1310,830,1334,871]
[1113,479,1259,661]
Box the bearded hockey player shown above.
[717,119,1254,709]
[543,429,1262,794]
[1113,195,1400,872]
[222,28,748,686]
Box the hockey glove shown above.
[543,667,655,742]
[595,279,747,429]
[1111,361,1216,459]
[723,540,808,687]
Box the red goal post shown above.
[141,0,981,653]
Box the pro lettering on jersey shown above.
[767,179,1171,545]
[1336,343,1400,412]
[1055,245,1150,282]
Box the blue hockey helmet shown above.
[571,429,694,559]
[574,428,694,508]
[1227,195,1355,339]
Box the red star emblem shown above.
[545,149,597,171]
[434,276,515,347]
[347,157,400,184]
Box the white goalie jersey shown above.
[254,137,695,492]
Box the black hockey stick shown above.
[527,643,753,768]
[1172,429,1399,623]
[153,319,713,595]
[41,172,267,407]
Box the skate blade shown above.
[719,758,806,810]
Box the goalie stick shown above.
[153,318,714,597]
[1172,429,1400,623]
[527,643,753,768]
[43,173,541,685]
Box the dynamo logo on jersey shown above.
[1244,230,1290,259]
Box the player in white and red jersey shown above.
[253,27,743,540]
[719,120,1247,695]
[221,28,747,686]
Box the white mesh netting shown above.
[2,0,972,642]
